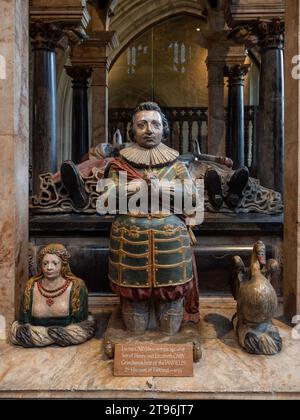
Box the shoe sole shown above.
[204,169,223,209]
[61,161,88,209]
[204,169,222,196]
[227,167,249,197]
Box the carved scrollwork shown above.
[204,176,283,214]
[30,167,283,215]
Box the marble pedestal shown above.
[104,308,202,362]
[0,298,299,399]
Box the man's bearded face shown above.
[133,110,163,149]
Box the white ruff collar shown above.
[120,143,179,167]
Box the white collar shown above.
[120,142,179,167]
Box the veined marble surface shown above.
[0,298,299,399]
[0,0,29,329]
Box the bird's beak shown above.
[258,254,266,266]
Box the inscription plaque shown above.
[114,342,193,377]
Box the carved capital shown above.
[255,19,284,50]
[227,19,284,50]
[30,0,90,29]
[30,22,65,52]
[65,65,92,88]
[30,1,91,48]
[224,64,250,86]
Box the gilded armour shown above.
[109,214,193,288]
[107,153,196,289]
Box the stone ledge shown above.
[0,298,298,400]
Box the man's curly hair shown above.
[128,102,169,142]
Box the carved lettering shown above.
[114,343,193,377]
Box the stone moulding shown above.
[225,0,285,26]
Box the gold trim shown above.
[155,166,168,177]
[109,257,149,270]
[155,257,192,269]
[108,274,193,288]
[154,245,190,254]
[174,161,189,177]
[127,213,171,218]
[154,235,187,243]
[118,226,124,284]
[150,230,155,287]
[111,233,188,244]
[110,234,149,245]
[152,276,193,288]
[70,277,86,315]
[111,225,185,236]
[110,248,149,258]
[159,165,175,180]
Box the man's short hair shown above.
[128,102,170,142]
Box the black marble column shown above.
[65,66,92,163]
[256,20,284,194]
[30,22,64,194]
[224,65,249,169]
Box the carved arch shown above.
[107,0,207,67]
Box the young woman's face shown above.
[41,253,62,280]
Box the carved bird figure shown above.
[232,241,282,355]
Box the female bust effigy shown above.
[10,243,96,347]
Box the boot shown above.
[121,298,150,333]
[60,161,88,209]
[204,169,223,209]
[156,297,184,335]
[225,166,249,210]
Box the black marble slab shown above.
[29,212,283,295]
[30,212,283,236]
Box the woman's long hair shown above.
[23,243,85,314]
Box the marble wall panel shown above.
[0,0,29,336]
[283,0,300,319]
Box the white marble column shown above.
[283,0,300,319]
[0,0,29,337]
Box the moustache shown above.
[143,135,156,140]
